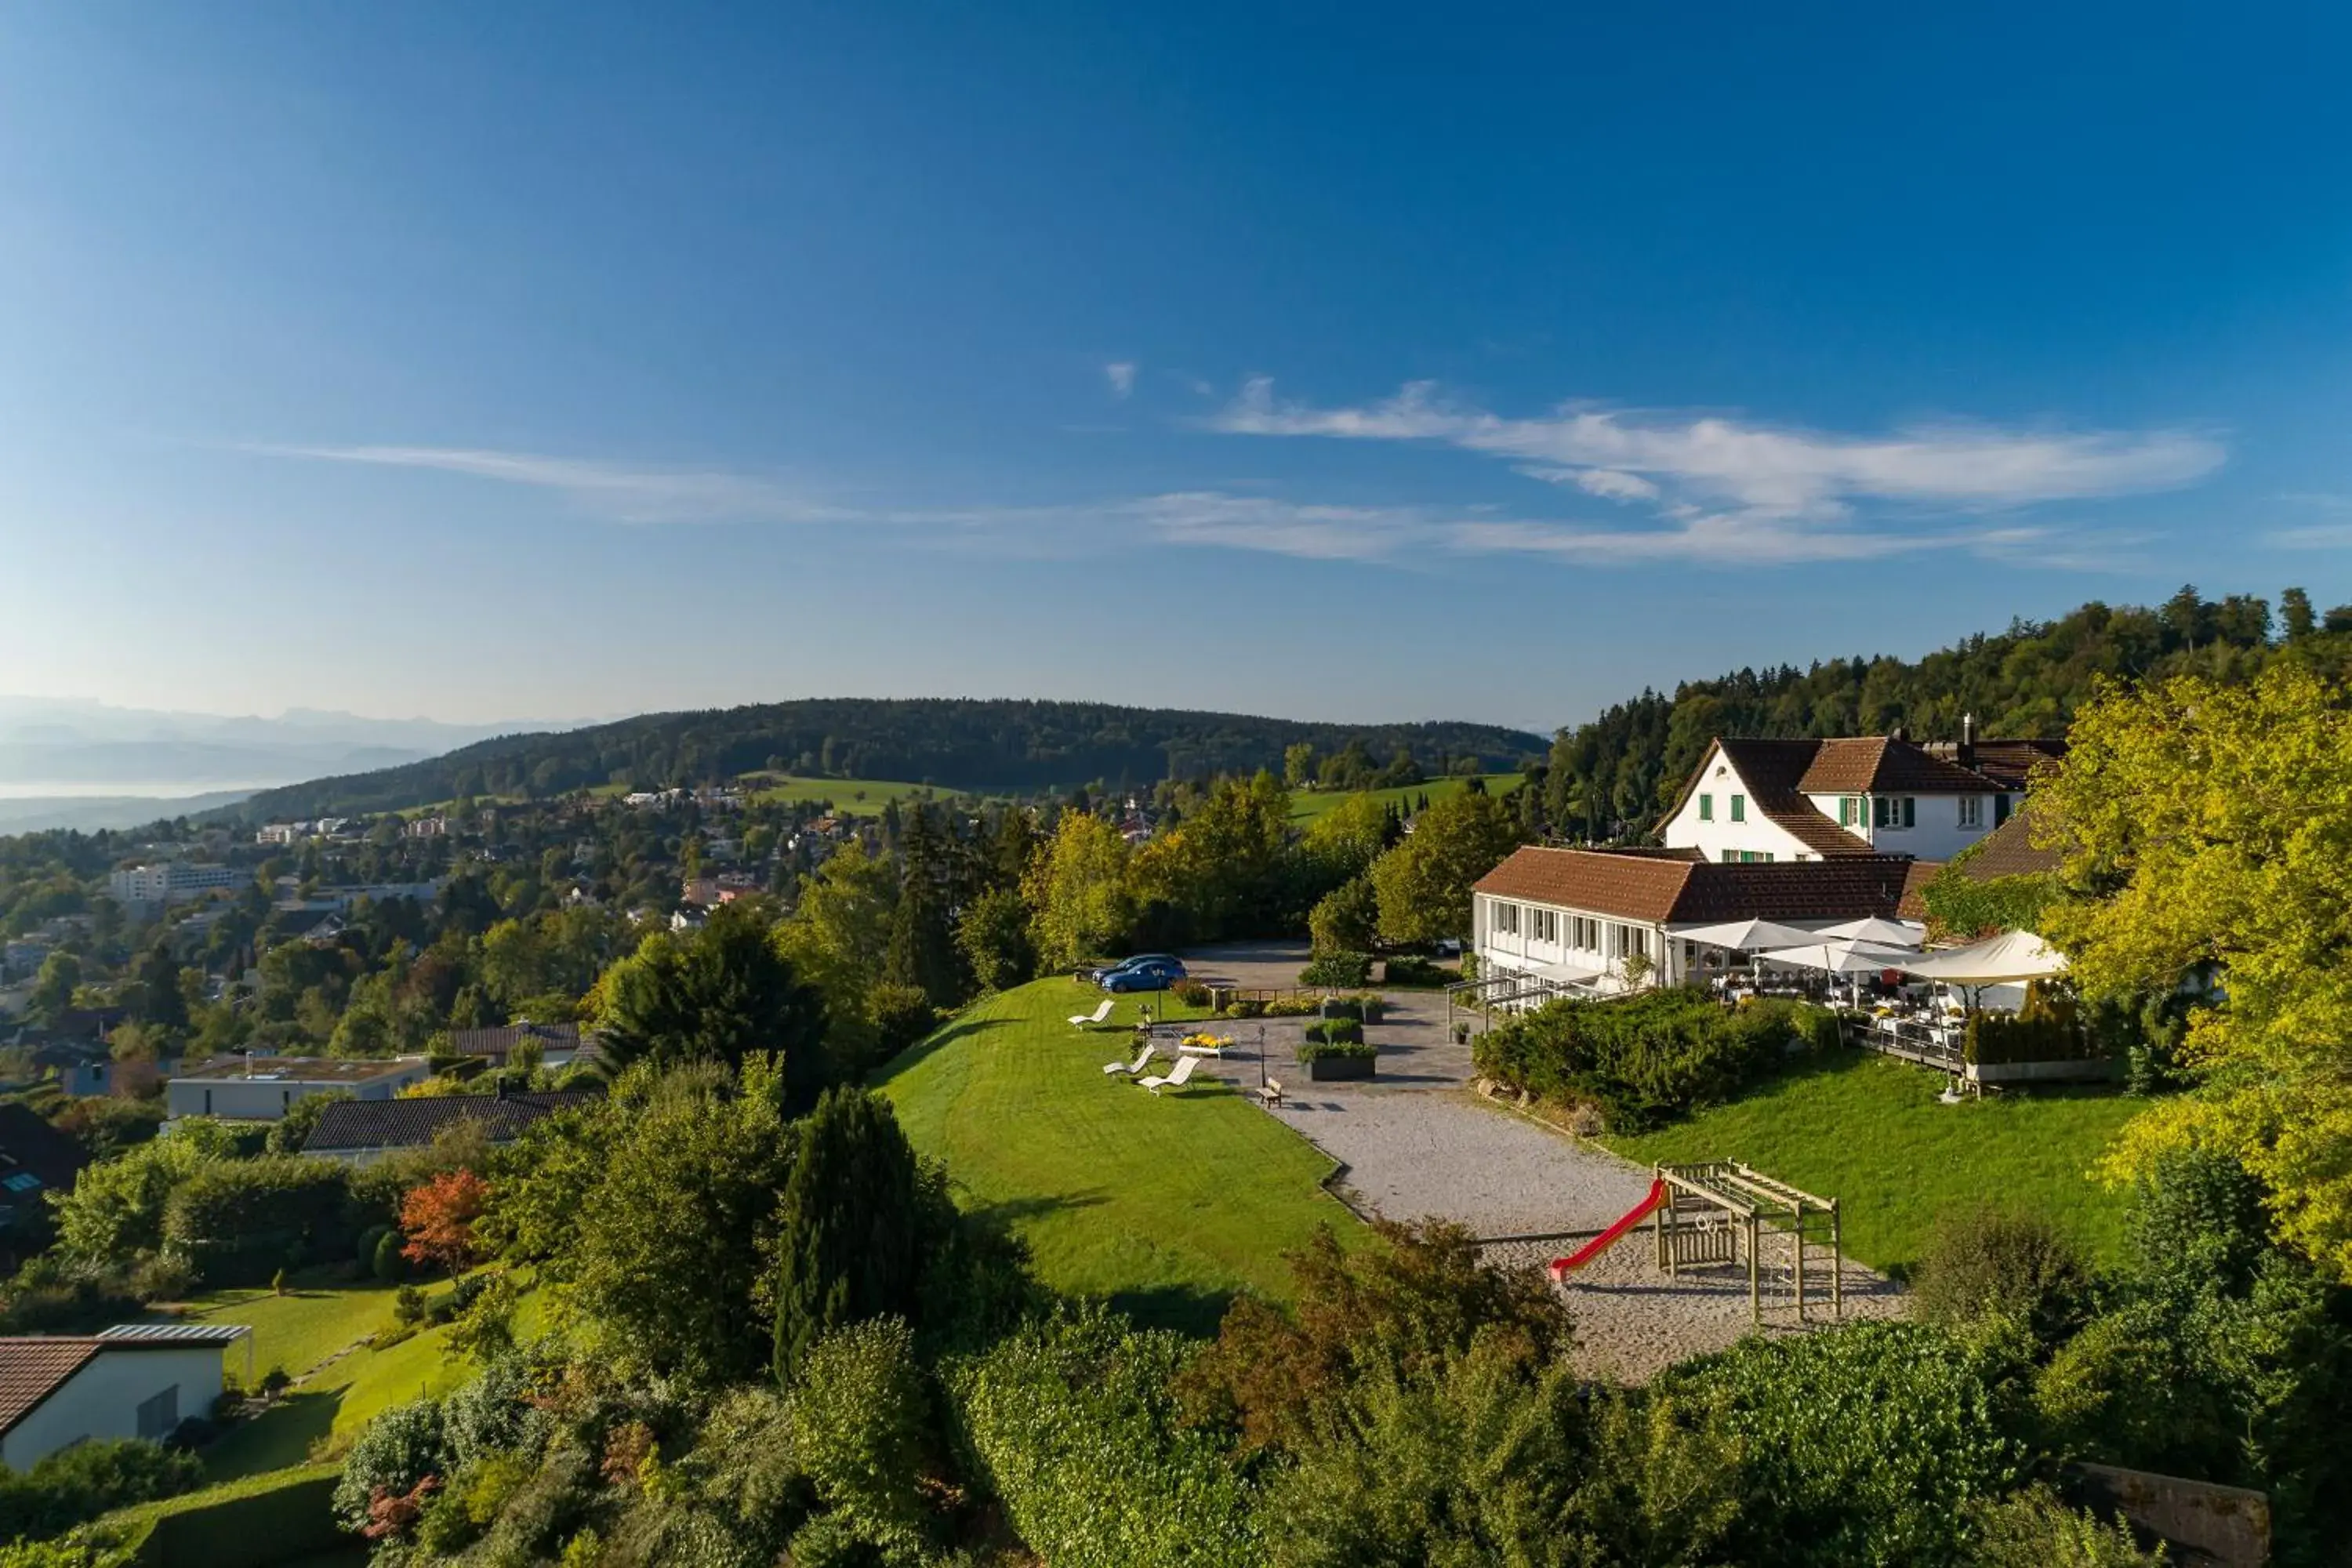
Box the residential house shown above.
[1473,847,1922,997]
[165,1055,432,1122]
[405,816,448,839]
[1658,731,2050,866]
[300,1088,602,1167]
[445,1022,602,1070]
[253,823,304,846]
[0,1325,245,1468]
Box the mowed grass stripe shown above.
[877,978,1363,1334]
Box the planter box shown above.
[1966,1057,2122,1086]
[1304,1054,1375,1082]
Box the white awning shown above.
[1669,917,1820,953]
[1895,931,2068,984]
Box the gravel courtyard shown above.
[1180,942,1906,1381]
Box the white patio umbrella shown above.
[1896,930,2067,984]
[1814,916,1927,948]
[1756,940,1917,976]
[1671,917,1821,953]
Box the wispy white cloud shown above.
[1104,361,1137,399]
[244,430,2158,573]
[1207,378,2223,561]
[2266,493,2352,549]
[247,444,850,525]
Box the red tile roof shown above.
[0,1340,100,1436]
[1923,739,2068,792]
[1795,736,2002,795]
[1475,847,1917,924]
[1955,804,2066,880]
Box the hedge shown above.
[160,1158,367,1288]
[1473,991,1835,1132]
[1300,1018,1365,1047]
[1963,1013,2106,1066]
[1298,953,1372,988]
[1296,1039,1377,1064]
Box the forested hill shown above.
[1542,585,2352,840]
[220,699,1549,819]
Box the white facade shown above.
[1661,740,2005,865]
[1661,758,1823,863]
[0,1346,223,1469]
[1475,891,1683,996]
[1799,790,1999,862]
[165,1058,430,1121]
[106,862,244,907]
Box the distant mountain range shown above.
[0,698,591,833]
[218,699,1552,822]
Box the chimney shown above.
[1958,712,1976,768]
[1888,724,1909,744]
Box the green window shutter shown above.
[1699,794,1713,821]
[1730,794,1745,822]
[1904,797,1917,828]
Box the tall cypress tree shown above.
[771,1087,931,1382]
[885,805,963,1007]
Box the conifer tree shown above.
[772,1088,934,1382]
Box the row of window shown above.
[1694,793,1746,823]
[1486,901,1648,960]
[1720,849,1775,862]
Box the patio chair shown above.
[1136,1055,1200,1096]
[1103,1044,1155,1076]
[1068,997,1116,1029]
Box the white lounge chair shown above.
[1068,997,1115,1029]
[1104,1044,1155,1076]
[1136,1055,1200,1096]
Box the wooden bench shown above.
[1258,1077,1286,1109]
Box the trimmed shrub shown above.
[1298,953,1372,989]
[1295,1039,1377,1065]
[1965,1012,2103,1066]
[1301,1018,1365,1047]
[1314,996,1386,1024]
[372,1229,408,1283]
[1174,981,1212,1009]
[1473,991,1831,1132]
[1377,955,1452,988]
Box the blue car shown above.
[1102,957,1188,993]
[1085,953,1181,985]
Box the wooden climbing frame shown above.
[1651,1161,1842,1324]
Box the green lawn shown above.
[1601,1051,2145,1274]
[1288,772,1524,824]
[739,773,999,815]
[189,1277,481,1480]
[876,978,1363,1334]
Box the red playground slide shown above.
[1547,1178,1668,1283]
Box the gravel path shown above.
[1174,941,1906,1380]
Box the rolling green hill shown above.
[218,699,1546,822]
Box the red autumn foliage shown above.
[364,1474,440,1539]
[400,1168,489,1276]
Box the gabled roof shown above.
[1794,736,2003,796]
[1923,738,2068,792]
[1678,739,1877,857]
[447,1022,586,1058]
[303,1091,601,1154]
[1474,847,1917,925]
[0,1340,100,1435]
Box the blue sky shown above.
[3,3,2349,734]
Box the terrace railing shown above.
[1839,1010,1966,1071]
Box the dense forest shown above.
[220,699,1548,821]
[1541,585,2352,840]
